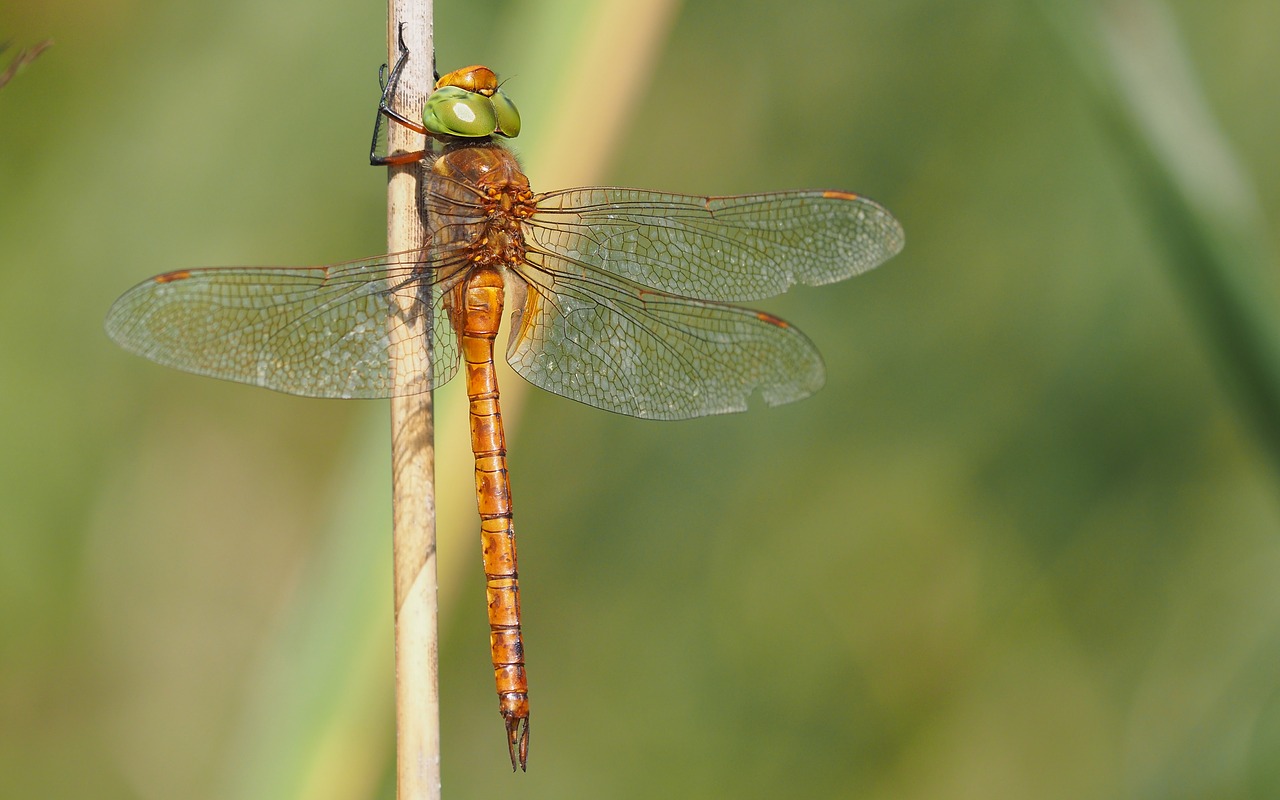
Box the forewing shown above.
[506,249,825,420]
[104,251,462,399]
[526,188,903,302]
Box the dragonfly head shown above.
[424,65,521,139]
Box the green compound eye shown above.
[490,89,521,138]
[423,85,497,137]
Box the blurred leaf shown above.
[220,409,393,800]
[1042,0,1280,473]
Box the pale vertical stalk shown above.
[385,2,439,799]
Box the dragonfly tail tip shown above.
[505,715,529,772]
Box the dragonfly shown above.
[105,38,903,771]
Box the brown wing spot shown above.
[822,190,860,201]
[756,310,790,328]
[154,270,191,284]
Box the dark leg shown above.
[370,23,430,166]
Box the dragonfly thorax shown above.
[427,142,535,271]
[430,140,530,188]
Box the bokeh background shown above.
[5,0,1280,798]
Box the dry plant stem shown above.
[0,39,52,91]
[386,2,439,799]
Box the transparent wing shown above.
[104,251,464,399]
[507,248,825,420]
[526,188,903,302]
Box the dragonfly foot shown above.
[504,714,529,772]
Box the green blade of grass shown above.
[220,407,395,800]
[1041,1,1280,794]
[1041,0,1280,474]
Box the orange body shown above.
[428,142,536,768]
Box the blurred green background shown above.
[5,0,1280,798]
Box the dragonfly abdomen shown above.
[455,265,530,770]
